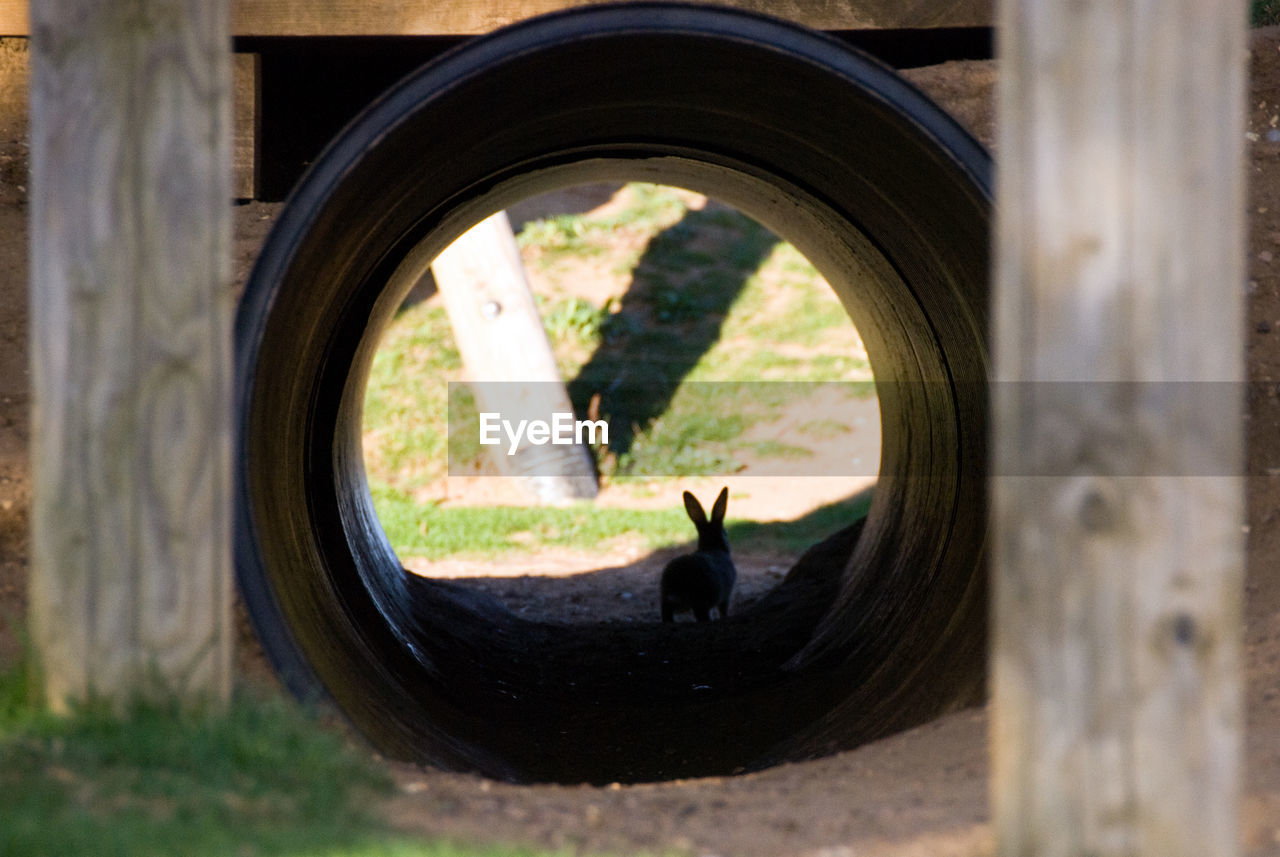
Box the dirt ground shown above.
[6,30,1280,857]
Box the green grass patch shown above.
[0,661,575,857]
[371,488,698,560]
[1254,0,1280,26]
[0,679,379,855]
[725,490,874,556]
[373,486,871,562]
[517,183,690,271]
[540,296,613,347]
[364,299,461,495]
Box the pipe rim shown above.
[234,3,991,782]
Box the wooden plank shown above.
[432,211,598,504]
[233,52,259,201]
[28,1,233,707]
[0,1,22,36]
[991,0,1245,856]
[1,0,993,37]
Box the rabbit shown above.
[660,487,736,622]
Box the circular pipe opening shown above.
[235,4,991,783]
[370,182,881,621]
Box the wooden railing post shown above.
[992,1,1246,855]
[433,211,599,503]
[28,1,233,707]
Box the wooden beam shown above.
[233,52,259,201]
[1,0,993,37]
[432,212,598,503]
[991,1,1245,856]
[0,2,25,36]
[28,1,233,707]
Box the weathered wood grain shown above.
[991,1,1246,856]
[0,2,26,36]
[0,0,993,37]
[28,1,233,707]
[233,52,258,201]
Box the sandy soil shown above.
[4,31,1280,857]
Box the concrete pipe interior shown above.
[234,3,991,784]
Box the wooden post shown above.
[0,1,997,38]
[233,52,260,201]
[28,2,233,707]
[433,211,598,503]
[992,1,1245,856]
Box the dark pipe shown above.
[235,3,991,783]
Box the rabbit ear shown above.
[683,490,708,527]
[710,486,729,525]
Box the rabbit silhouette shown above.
[660,487,736,622]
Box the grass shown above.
[0,660,567,857]
[515,182,689,267]
[1255,0,1280,26]
[363,298,463,495]
[371,491,696,560]
[363,182,876,560]
[373,488,873,562]
[725,489,873,554]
